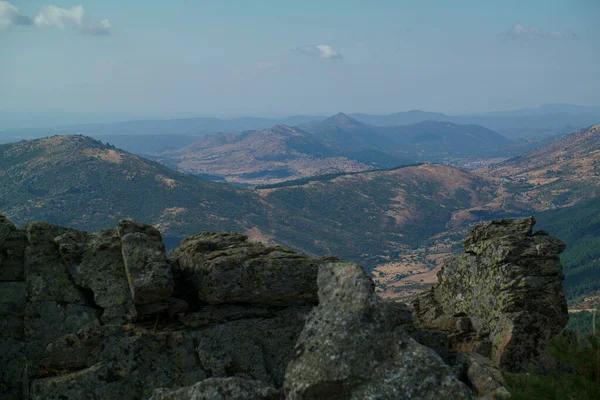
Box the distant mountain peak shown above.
[324,112,363,128]
[332,112,350,118]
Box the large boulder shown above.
[284,262,474,399]
[413,217,568,372]
[118,219,174,305]
[172,232,321,306]
[24,223,89,305]
[55,229,138,324]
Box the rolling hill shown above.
[6,133,600,307]
[479,123,600,210]
[259,163,504,265]
[382,120,513,160]
[156,114,512,186]
[300,112,398,153]
[0,135,270,246]
[0,135,511,269]
[156,123,413,185]
[302,114,512,161]
[350,105,600,139]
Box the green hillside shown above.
[261,163,499,267]
[535,196,600,305]
[0,135,269,247]
[0,136,504,268]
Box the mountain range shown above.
[0,135,504,265]
[2,104,599,145]
[1,122,599,307]
[153,122,410,186]
[156,113,512,185]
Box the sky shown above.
[1,0,600,118]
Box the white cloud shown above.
[0,1,33,31]
[506,24,576,41]
[34,5,111,35]
[292,44,343,59]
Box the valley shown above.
[1,121,599,311]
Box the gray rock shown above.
[0,216,26,281]
[136,297,189,318]
[284,262,473,399]
[36,325,206,400]
[56,228,138,324]
[455,352,508,398]
[118,219,174,305]
[149,377,280,400]
[24,222,89,304]
[24,301,101,363]
[173,232,319,306]
[413,217,568,372]
[195,306,311,388]
[0,215,15,247]
[0,282,27,317]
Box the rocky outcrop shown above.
[284,262,474,399]
[0,216,326,400]
[0,215,568,399]
[172,232,321,306]
[55,228,138,324]
[413,217,568,372]
[118,219,175,305]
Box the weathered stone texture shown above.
[172,232,320,306]
[284,262,474,400]
[118,219,174,305]
[413,217,568,372]
[0,215,569,399]
[56,228,137,324]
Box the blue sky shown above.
[1,0,599,117]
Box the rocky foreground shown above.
[0,215,568,399]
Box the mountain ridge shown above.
[0,135,508,267]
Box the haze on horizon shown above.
[1,0,600,120]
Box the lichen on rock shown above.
[284,262,474,399]
[0,214,571,399]
[413,217,568,372]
